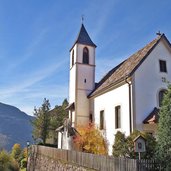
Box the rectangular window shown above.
[115,106,121,129]
[100,110,104,130]
[89,113,93,123]
[159,60,167,73]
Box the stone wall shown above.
[28,153,95,171]
[27,145,96,171]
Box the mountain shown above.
[0,102,33,151]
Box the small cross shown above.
[156,31,161,36]
[81,15,84,24]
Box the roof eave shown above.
[88,76,131,98]
[70,42,97,52]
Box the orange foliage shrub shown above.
[73,124,108,155]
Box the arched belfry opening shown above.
[83,47,89,64]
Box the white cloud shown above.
[19,106,35,116]
[0,59,67,98]
[87,1,118,40]
[5,28,49,72]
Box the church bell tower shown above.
[68,24,96,127]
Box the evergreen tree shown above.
[112,131,127,157]
[48,99,68,144]
[32,98,51,144]
[11,143,22,163]
[156,84,171,170]
[49,99,68,130]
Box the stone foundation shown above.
[27,146,96,171]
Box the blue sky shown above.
[0,0,171,115]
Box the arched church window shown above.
[83,47,89,64]
[72,50,74,67]
[159,89,167,107]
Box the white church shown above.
[57,24,171,154]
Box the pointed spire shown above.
[70,24,96,51]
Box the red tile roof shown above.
[89,34,170,97]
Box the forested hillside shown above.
[0,102,33,150]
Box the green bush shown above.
[112,131,127,157]
[112,130,156,159]
[0,150,12,170]
[156,84,171,169]
[8,159,19,171]
[21,158,27,168]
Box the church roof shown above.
[143,107,159,124]
[89,34,171,97]
[70,24,96,51]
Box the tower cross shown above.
[81,15,84,24]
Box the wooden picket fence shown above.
[30,145,164,171]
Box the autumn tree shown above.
[0,145,24,171]
[32,98,51,144]
[156,84,171,169]
[74,124,108,155]
[11,143,22,163]
[8,158,19,171]
[0,150,11,170]
[21,147,27,159]
[0,150,19,171]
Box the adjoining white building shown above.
[57,24,171,154]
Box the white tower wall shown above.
[69,44,95,126]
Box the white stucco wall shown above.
[69,66,76,103]
[133,40,171,131]
[69,110,75,126]
[69,45,77,104]
[77,64,95,91]
[76,64,95,125]
[76,90,91,124]
[57,132,62,149]
[94,83,130,155]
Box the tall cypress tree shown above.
[156,84,171,170]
